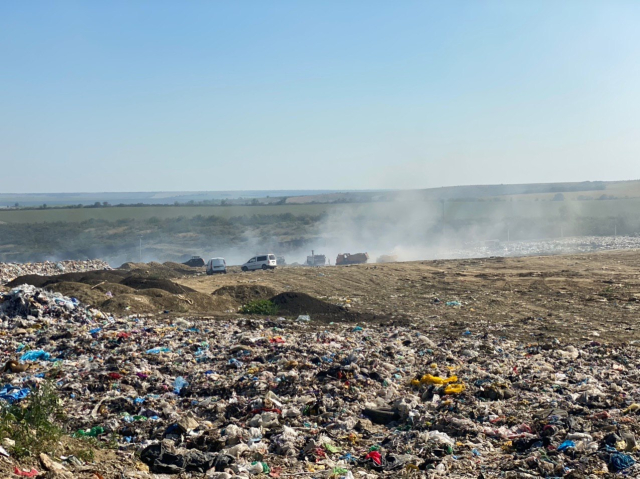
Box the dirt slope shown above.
[178,249,640,343]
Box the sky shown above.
[2,1,640,193]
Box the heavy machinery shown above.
[336,252,369,265]
[306,254,327,266]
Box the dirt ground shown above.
[179,249,640,344]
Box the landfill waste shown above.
[0,281,637,477]
[0,384,30,403]
[443,235,640,259]
[13,467,39,477]
[3,260,232,316]
[0,260,110,286]
[20,350,53,362]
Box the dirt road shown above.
[179,249,640,343]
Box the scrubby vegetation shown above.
[2,198,640,264]
[240,299,279,315]
[0,381,64,458]
[0,213,325,263]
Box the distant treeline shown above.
[4,182,620,211]
[6,195,375,211]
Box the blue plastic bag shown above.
[610,453,635,471]
[0,384,30,403]
[557,440,575,452]
[146,347,171,354]
[173,376,188,394]
[20,350,52,362]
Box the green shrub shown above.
[240,300,279,315]
[0,381,65,458]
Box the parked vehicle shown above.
[206,257,227,275]
[276,255,286,266]
[336,252,369,265]
[183,256,205,267]
[241,254,277,271]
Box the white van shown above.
[241,254,277,271]
[206,257,227,275]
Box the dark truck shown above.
[336,253,369,265]
[183,256,205,267]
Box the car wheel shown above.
[261,264,268,270]
[241,266,248,272]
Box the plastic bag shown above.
[444,383,466,394]
[174,376,188,394]
[146,347,171,354]
[421,374,458,385]
[20,350,52,362]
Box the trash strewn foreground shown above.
[0,260,110,285]
[1,284,639,478]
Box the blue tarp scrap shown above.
[0,384,30,403]
[609,452,635,471]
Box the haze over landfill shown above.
[3,2,640,478]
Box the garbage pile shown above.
[443,235,640,260]
[4,265,236,316]
[1,285,640,478]
[0,284,105,322]
[0,260,110,286]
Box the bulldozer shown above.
[336,252,369,265]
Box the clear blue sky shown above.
[2,1,640,193]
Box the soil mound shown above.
[102,290,236,314]
[101,294,156,314]
[184,292,237,313]
[138,288,172,298]
[7,270,127,288]
[119,262,145,271]
[119,276,195,294]
[137,289,194,312]
[44,282,108,307]
[6,261,232,315]
[118,262,190,279]
[5,274,51,288]
[270,292,346,316]
[92,282,135,295]
[163,261,203,275]
[213,285,278,304]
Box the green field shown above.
[0,203,341,224]
[2,196,640,264]
[2,197,640,224]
